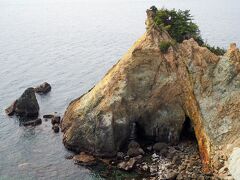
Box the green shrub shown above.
[154,8,202,43]
[159,41,172,53]
[153,7,226,56]
[203,43,226,56]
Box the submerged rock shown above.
[43,114,54,119]
[62,8,240,173]
[6,88,39,118]
[34,82,51,94]
[52,124,60,133]
[51,116,61,125]
[21,118,42,126]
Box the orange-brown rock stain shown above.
[175,56,212,172]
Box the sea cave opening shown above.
[127,119,155,148]
[126,115,198,150]
[180,116,197,142]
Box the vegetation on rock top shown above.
[159,40,172,53]
[151,6,226,56]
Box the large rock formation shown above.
[61,9,240,172]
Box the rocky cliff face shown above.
[61,9,240,173]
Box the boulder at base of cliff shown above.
[73,152,96,166]
[6,87,39,118]
[117,158,137,171]
[34,82,51,94]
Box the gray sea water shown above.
[0,0,239,179]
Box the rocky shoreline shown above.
[69,139,233,179]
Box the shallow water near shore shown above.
[0,0,240,179]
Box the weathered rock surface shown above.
[6,88,39,118]
[127,141,145,157]
[73,152,96,166]
[127,147,144,157]
[117,157,137,171]
[153,142,168,152]
[34,82,51,94]
[5,100,17,116]
[62,9,240,174]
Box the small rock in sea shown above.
[5,100,17,116]
[52,124,60,133]
[34,82,51,94]
[6,88,39,118]
[21,118,42,126]
[43,114,54,119]
[153,142,168,152]
[51,116,61,125]
[73,152,96,166]
[65,154,74,160]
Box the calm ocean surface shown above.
[0,0,239,179]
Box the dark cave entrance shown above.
[180,116,197,141]
[125,115,198,151]
[129,121,148,141]
[127,120,154,147]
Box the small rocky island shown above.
[61,7,240,179]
